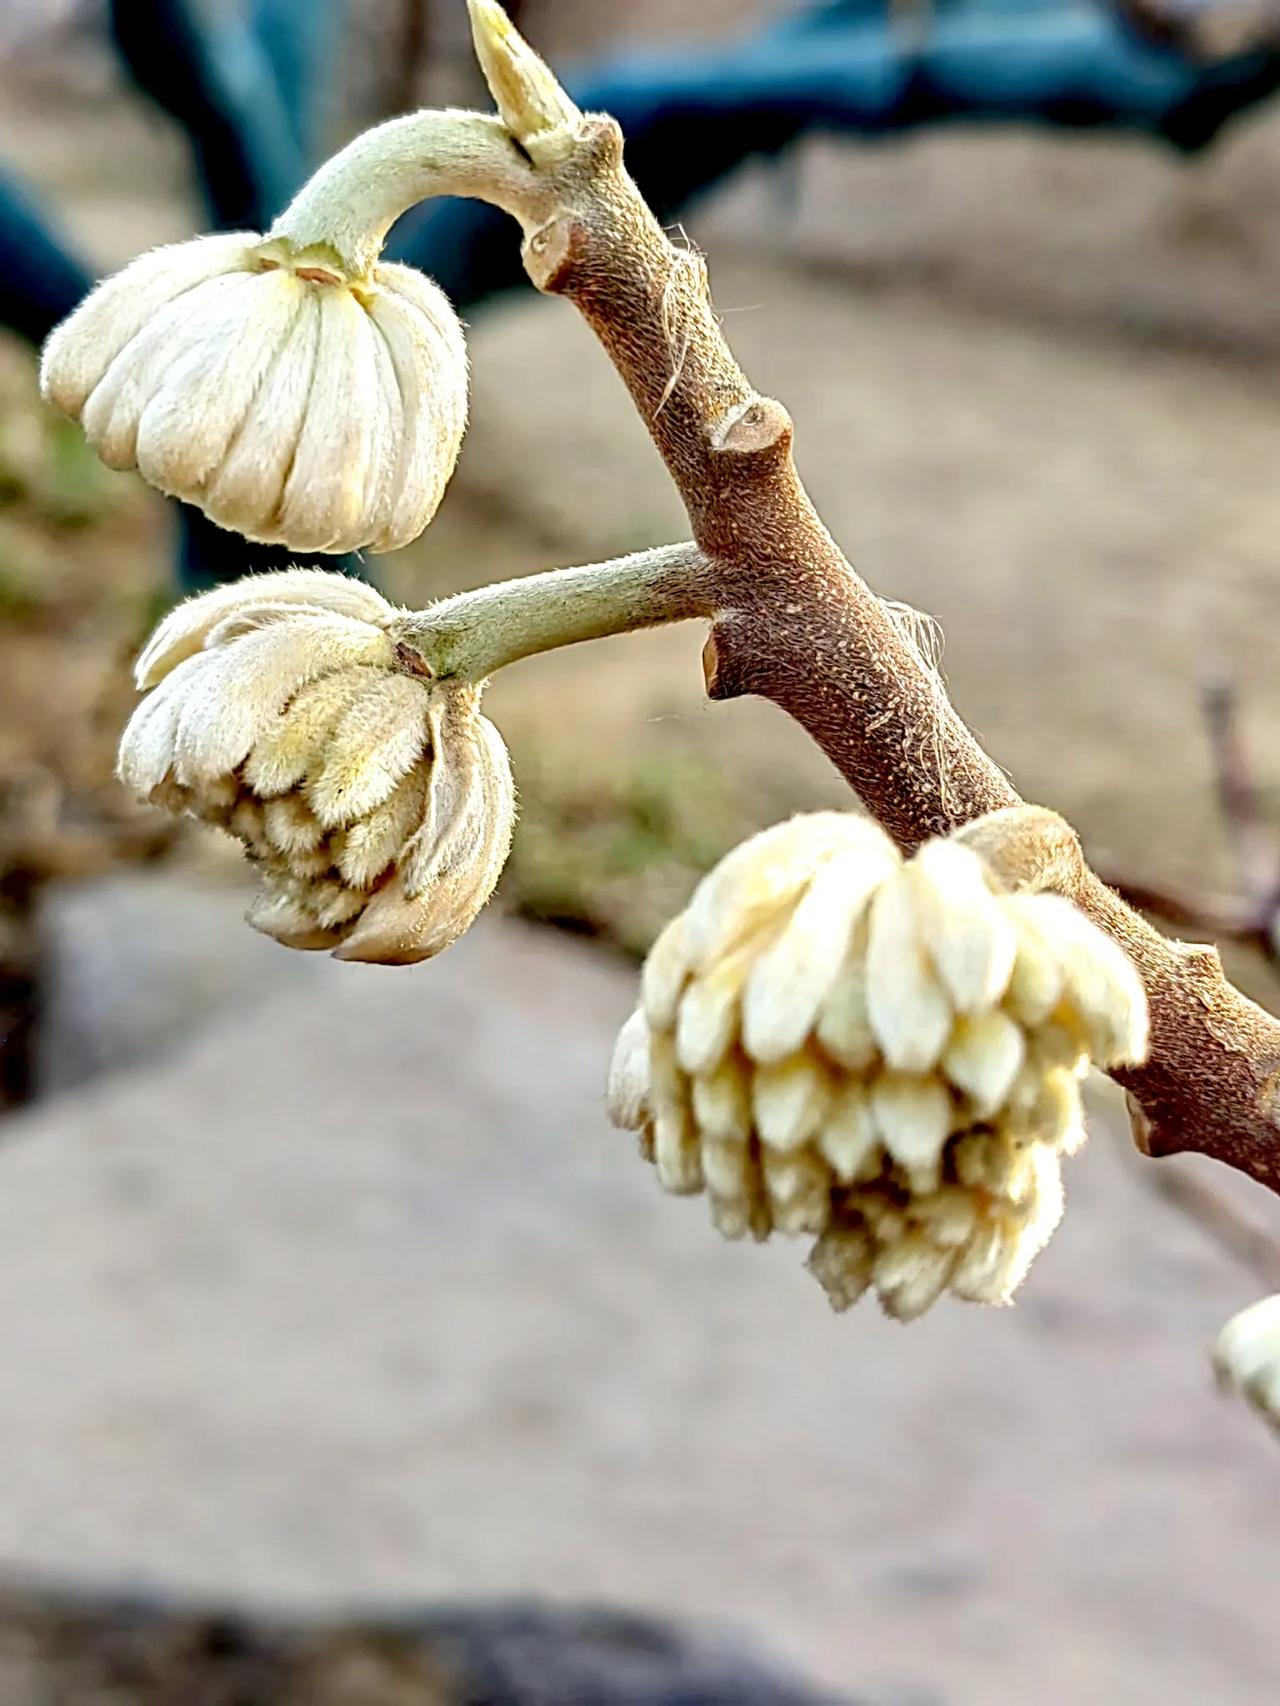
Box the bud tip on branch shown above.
[467,0,581,144]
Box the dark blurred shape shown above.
[0,1588,850,1705]
[0,172,93,349]
[392,0,1280,307]
[108,0,303,231]
[109,0,359,586]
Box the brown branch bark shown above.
[508,113,1280,1194]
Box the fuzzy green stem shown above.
[267,108,555,278]
[390,543,716,681]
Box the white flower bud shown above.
[606,811,1150,1320]
[118,569,513,964]
[41,234,467,556]
[1214,1294,1280,1436]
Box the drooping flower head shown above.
[40,231,467,556]
[607,812,1149,1319]
[118,570,514,964]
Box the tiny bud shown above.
[468,0,583,146]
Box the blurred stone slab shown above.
[1,875,1279,1703]
[0,1591,840,1706]
[35,866,320,1095]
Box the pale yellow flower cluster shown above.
[607,813,1149,1318]
[40,233,467,556]
[118,570,514,964]
[1214,1295,1280,1436]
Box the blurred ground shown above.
[1,2,1280,1699]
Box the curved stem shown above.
[268,109,552,276]
[390,543,716,681]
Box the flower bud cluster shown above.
[608,813,1149,1318]
[119,570,514,964]
[41,234,467,556]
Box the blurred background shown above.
[2,1,1280,1700]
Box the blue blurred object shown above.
[108,0,303,231]
[107,0,357,587]
[4,0,1280,588]
[0,171,93,348]
[392,0,1280,306]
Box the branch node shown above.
[522,214,580,291]
[702,620,749,703]
[1127,1093,1155,1156]
[709,396,793,460]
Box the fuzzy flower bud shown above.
[118,570,514,964]
[40,232,466,555]
[606,812,1149,1319]
[1214,1294,1280,1436]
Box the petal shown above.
[690,1053,754,1145]
[808,1222,875,1311]
[818,1081,880,1183]
[641,912,691,1032]
[333,763,430,889]
[334,693,513,964]
[742,843,895,1066]
[864,869,952,1073]
[358,311,407,546]
[949,1215,1022,1305]
[116,652,219,795]
[277,287,379,552]
[683,812,897,974]
[40,232,258,416]
[201,292,322,540]
[79,275,244,470]
[761,1146,832,1235]
[653,1103,703,1196]
[675,935,764,1077]
[304,672,431,829]
[243,665,380,798]
[752,1052,832,1152]
[874,1230,955,1321]
[262,793,327,857]
[368,265,468,552]
[814,961,877,1073]
[606,1007,652,1133]
[870,1072,953,1181]
[134,270,304,496]
[170,613,393,784]
[942,1009,1027,1116]
[1001,895,1068,1027]
[911,839,1017,1015]
[134,567,393,690]
[246,884,345,952]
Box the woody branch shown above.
[462,0,1280,1194]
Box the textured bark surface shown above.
[511,110,1280,1193]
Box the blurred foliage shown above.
[508,744,769,956]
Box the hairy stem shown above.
[268,109,555,276]
[392,542,716,680]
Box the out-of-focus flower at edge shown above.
[608,813,1149,1319]
[118,569,515,964]
[1215,1294,1280,1434]
[39,232,467,557]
